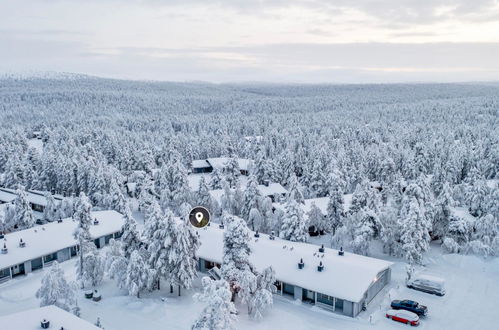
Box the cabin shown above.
[196,225,393,317]
[0,306,101,330]
[0,210,124,283]
[0,188,63,214]
[209,181,288,204]
[191,158,252,176]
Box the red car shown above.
[386,309,420,326]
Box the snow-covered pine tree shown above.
[192,277,237,330]
[221,213,257,304]
[169,218,200,296]
[105,178,128,214]
[248,208,263,232]
[124,250,149,298]
[13,186,35,229]
[104,239,127,285]
[350,208,380,256]
[248,266,276,320]
[241,175,262,224]
[146,207,174,290]
[223,157,240,189]
[326,185,344,235]
[209,167,223,189]
[279,199,308,242]
[399,196,431,265]
[220,179,234,214]
[307,202,325,234]
[43,192,57,222]
[196,176,213,209]
[77,243,104,288]
[286,174,305,204]
[36,261,76,312]
[120,208,142,259]
[72,192,93,287]
[433,182,454,239]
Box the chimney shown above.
[319,244,325,253]
[269,231,275,240]
[317,261,324,272]
[338,247,344,256]
[40,319,50,329]
[1,243,7,254]
[219,222,224,229]
[263,180,270,187]
[298,258,305,269]
[19,238,26,248]
[254,230,260,238]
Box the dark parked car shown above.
[391,300,428,316]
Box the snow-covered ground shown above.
[0,245,497,330]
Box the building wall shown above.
[293,285,302,300]
[24,260,32,274]
[343,301,354,317]
[56,248,70,263]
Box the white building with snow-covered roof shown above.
[191,157,253,176]
[0,210,124,283]
[0,187,64,218]
[196,224,393,317]
[0,306,100,330]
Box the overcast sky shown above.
[1,0,499,83]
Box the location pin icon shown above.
[195,212,204,224]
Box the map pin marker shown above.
[195,212,204,224]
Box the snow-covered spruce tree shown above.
[146,207,175,290]
[248,207,263,232]
[223,157,240,189]
[36,261,76,312]
[307,202,325,233]
[43,192,57,222]
[287,173,305,204]
[220,179,234,214]
[221,213,257,304]
[399,196,431,265]
[248,266,276,320]
[279,199,309,242]
[350,208,380,256]
[466,179,490,217]
[78,243,104,288]
[104,239,127,286]
[168,218,200,296]
[241,175,262,224]
[2,203,16,233]
[120,208,142,259]
[13,186,35,229]
[124,250,149,298]
[192,277,237,330]
[56,197,74,220]
[73,192,94,288]
[326,186,344,235]
[259,196,274,233]
[196,176,213,209]
[105,178,128,214]
[209,167,223,189]
[433,182,454,239]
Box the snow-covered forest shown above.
[0,76,498,329]
[1,76,497,262]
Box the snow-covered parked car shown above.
[407,274,446,296]
[390,299,427,316]
[386,309,420,326]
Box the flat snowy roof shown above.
[0,306,100,330]
[197,225,393,303]
[0,210,124,270]
[208,182,287,203]
[206,158,252,171]
[0,188,63,207]
[273,194,353,216]
[191,159,211,168]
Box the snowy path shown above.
[0,251,497,330]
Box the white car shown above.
[386,309,420,326]
[407,274,446,296]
